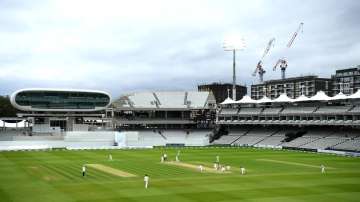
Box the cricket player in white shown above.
[161,155,164,163]
[240,166,246,175]
[199,165,204,172]
[216,155,219,163]
[82,165,86,177]
[321,165,325,173]
[221,166,226,172]
[175,155,179,162]
[109,154,113,161]
[144,174,149,188]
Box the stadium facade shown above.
[1,66,360,154]
[251,76,332,100]
[109,91,216,129]
[10,88,112,134]
[332,65,360,95]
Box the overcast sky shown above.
[0,0,359,97]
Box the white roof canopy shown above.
[272,93,295,103]
[309,91,331,101]
[236,95,257,104]
[256,96,273,103]
[222,90,360,106]
[347,90,360,99]
[330,92,348,100]
[220,97,236,105]
[293,94,311,102]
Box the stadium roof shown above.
[347,90,360,99]
[236,95,258,104]
[220,97,235,105]
[309,91,331,101]
[220,90,360,105]
[256,96,272,103]
[293,94,311,102]
[272,93,295,103]
[330,92,348,100]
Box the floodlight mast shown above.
[223,38,245,101]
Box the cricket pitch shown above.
[163,161,231,174]
[87,164,137,177]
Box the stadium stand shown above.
[124,130,210,147]
[219,108,239,115]
[332,137,360,152]
[255,129,287,147]
[262,107,283,115]
[232,127,278,146]
[64,131,116,148]
[280,106,317,115]
[314,106,352,114]
[238,108,263,115]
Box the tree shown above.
[0,96,18,117]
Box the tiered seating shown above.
[164,130,187,143]
[127,131,166,147]
[255,130,286,146]
[301,137,348,150]
[281,106,316,114]
[126,130,210,147]
[211,128,250,145]
[219,108,239,115]
[281,136,319,147]
[282,128,332,148]
[65,131,116,147]
[262,108,282,115]
[228,128,250,136]
[184,131,211,146]
[348,106,360,113]
[332,137,360,151]
[238,108,263,115]
[314,106,351,114]
[212,136,240,144]
[232,128,276,146]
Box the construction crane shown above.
[253,38,275,82]
[273,22,304,79]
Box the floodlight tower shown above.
[223,35,246,100]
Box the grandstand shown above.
[1,87,360,154]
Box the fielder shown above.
[240,166,246,175]
[82,165,86,177]
[321,165,325,173]
[199,165,204,172]
[109,154,113,161]
[144,174,150,189]
[161,155,164,163]
[214,163,218,170]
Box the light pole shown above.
[223,35,245,100]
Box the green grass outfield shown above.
[0,147,360,202]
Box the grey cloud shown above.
[0,0,360,97]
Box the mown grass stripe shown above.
[41,164,75,182]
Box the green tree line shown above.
[0,96,18,117]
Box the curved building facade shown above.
[10,88,111,112]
